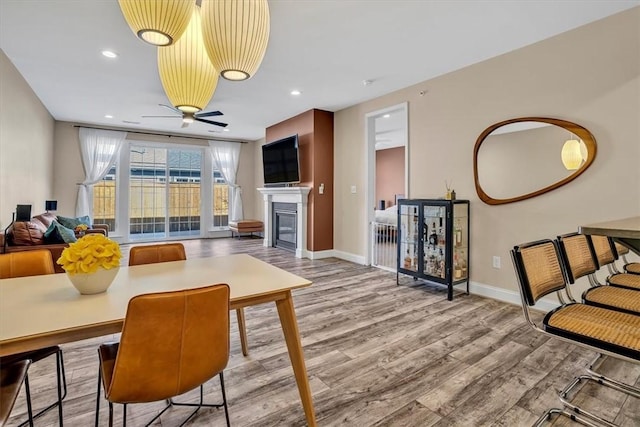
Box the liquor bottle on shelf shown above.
[455,219,463,247]
[429,222,438,248]
[404,250,412,269]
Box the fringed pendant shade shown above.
[118,0,194,46]
[201,0,270,81]
[158,7,219,113]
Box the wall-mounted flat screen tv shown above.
[262,134,300,186]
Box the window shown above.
[213,170,229,227]
[93,165,116,231]
[92,141,230,241]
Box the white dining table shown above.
[579,216,640,255]
[0,253,317,426]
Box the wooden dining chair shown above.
[0,360,32,427]
[95,284,231,427]
[128,243,250,356]
[0,250,66,426]
[511,239,640,427]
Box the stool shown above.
[229,220,264,239]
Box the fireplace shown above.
[257,187,311,258]
[273,202,297,251]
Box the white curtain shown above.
[209,140,243,221]
[76,128,127,218]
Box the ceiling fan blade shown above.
[195,110,223,118]
[142,115,181,118]
[195,117,228,127]
[159,104,182,114]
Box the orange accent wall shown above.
[266,109,334,252]
[376,146,405,208]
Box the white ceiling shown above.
[1,0,637,142]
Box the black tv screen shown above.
[262,135,300,185]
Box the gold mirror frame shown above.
[473,117,597,205]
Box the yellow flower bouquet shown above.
[57,233,121,274]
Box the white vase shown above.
[67,267,119,295]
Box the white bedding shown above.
[374,205,397,225]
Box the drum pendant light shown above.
[118,0,194,46]
[158,7,219,113]
[201,0,270,81]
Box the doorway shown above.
[365,102,408,269]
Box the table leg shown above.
[236,308,249,356]
[276,291,317,426]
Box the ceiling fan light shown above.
[201,0,270,81]
[118,0,194,46]
[561,139,583,170]
[158,7,219,113]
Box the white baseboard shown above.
[469,281,560,311]
[306,249,336,260]
[333,250,366,265]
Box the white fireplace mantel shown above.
[258,187,312,258]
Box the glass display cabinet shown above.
[396,199,470,300]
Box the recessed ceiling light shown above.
[223,128,230,132]
[290,90,301,96]
[101,50,118,58]
[383,114,391,118]
[104,114,113,119]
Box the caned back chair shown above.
[96,284,231,427]
[0,250,66,426]
[557,233,640,316]
[512,239,640,427]
[589,235,640,290]
[612,241,640,275]
[128,243,249,356]
[0,360,32,427]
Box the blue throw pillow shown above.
[44,220,77,244]
[57,215,91,229]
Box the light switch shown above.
[350,185,357,194]
[319,183,325,194]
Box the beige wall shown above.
[334,8,640,295]
[0,49,55,228]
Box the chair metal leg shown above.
[558,374,629,427]
[23,374,34,427]
[122,404,127,427]
[533,408,601,427]
[17,349,67,427]
[108,402,113,427]
[95,366,102,427]
[586,353,640,397]
[220,372,230,427]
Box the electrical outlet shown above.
[492,256,501,269]
[350,185,357,194]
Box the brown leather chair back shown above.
[0,359,31,426]
[0,250,55,279]
[128,243,186,266]
[105,284,230,403]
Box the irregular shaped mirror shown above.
[473,117,596,205]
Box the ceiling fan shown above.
[142,104,228,128]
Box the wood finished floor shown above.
[6,238,640,427]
